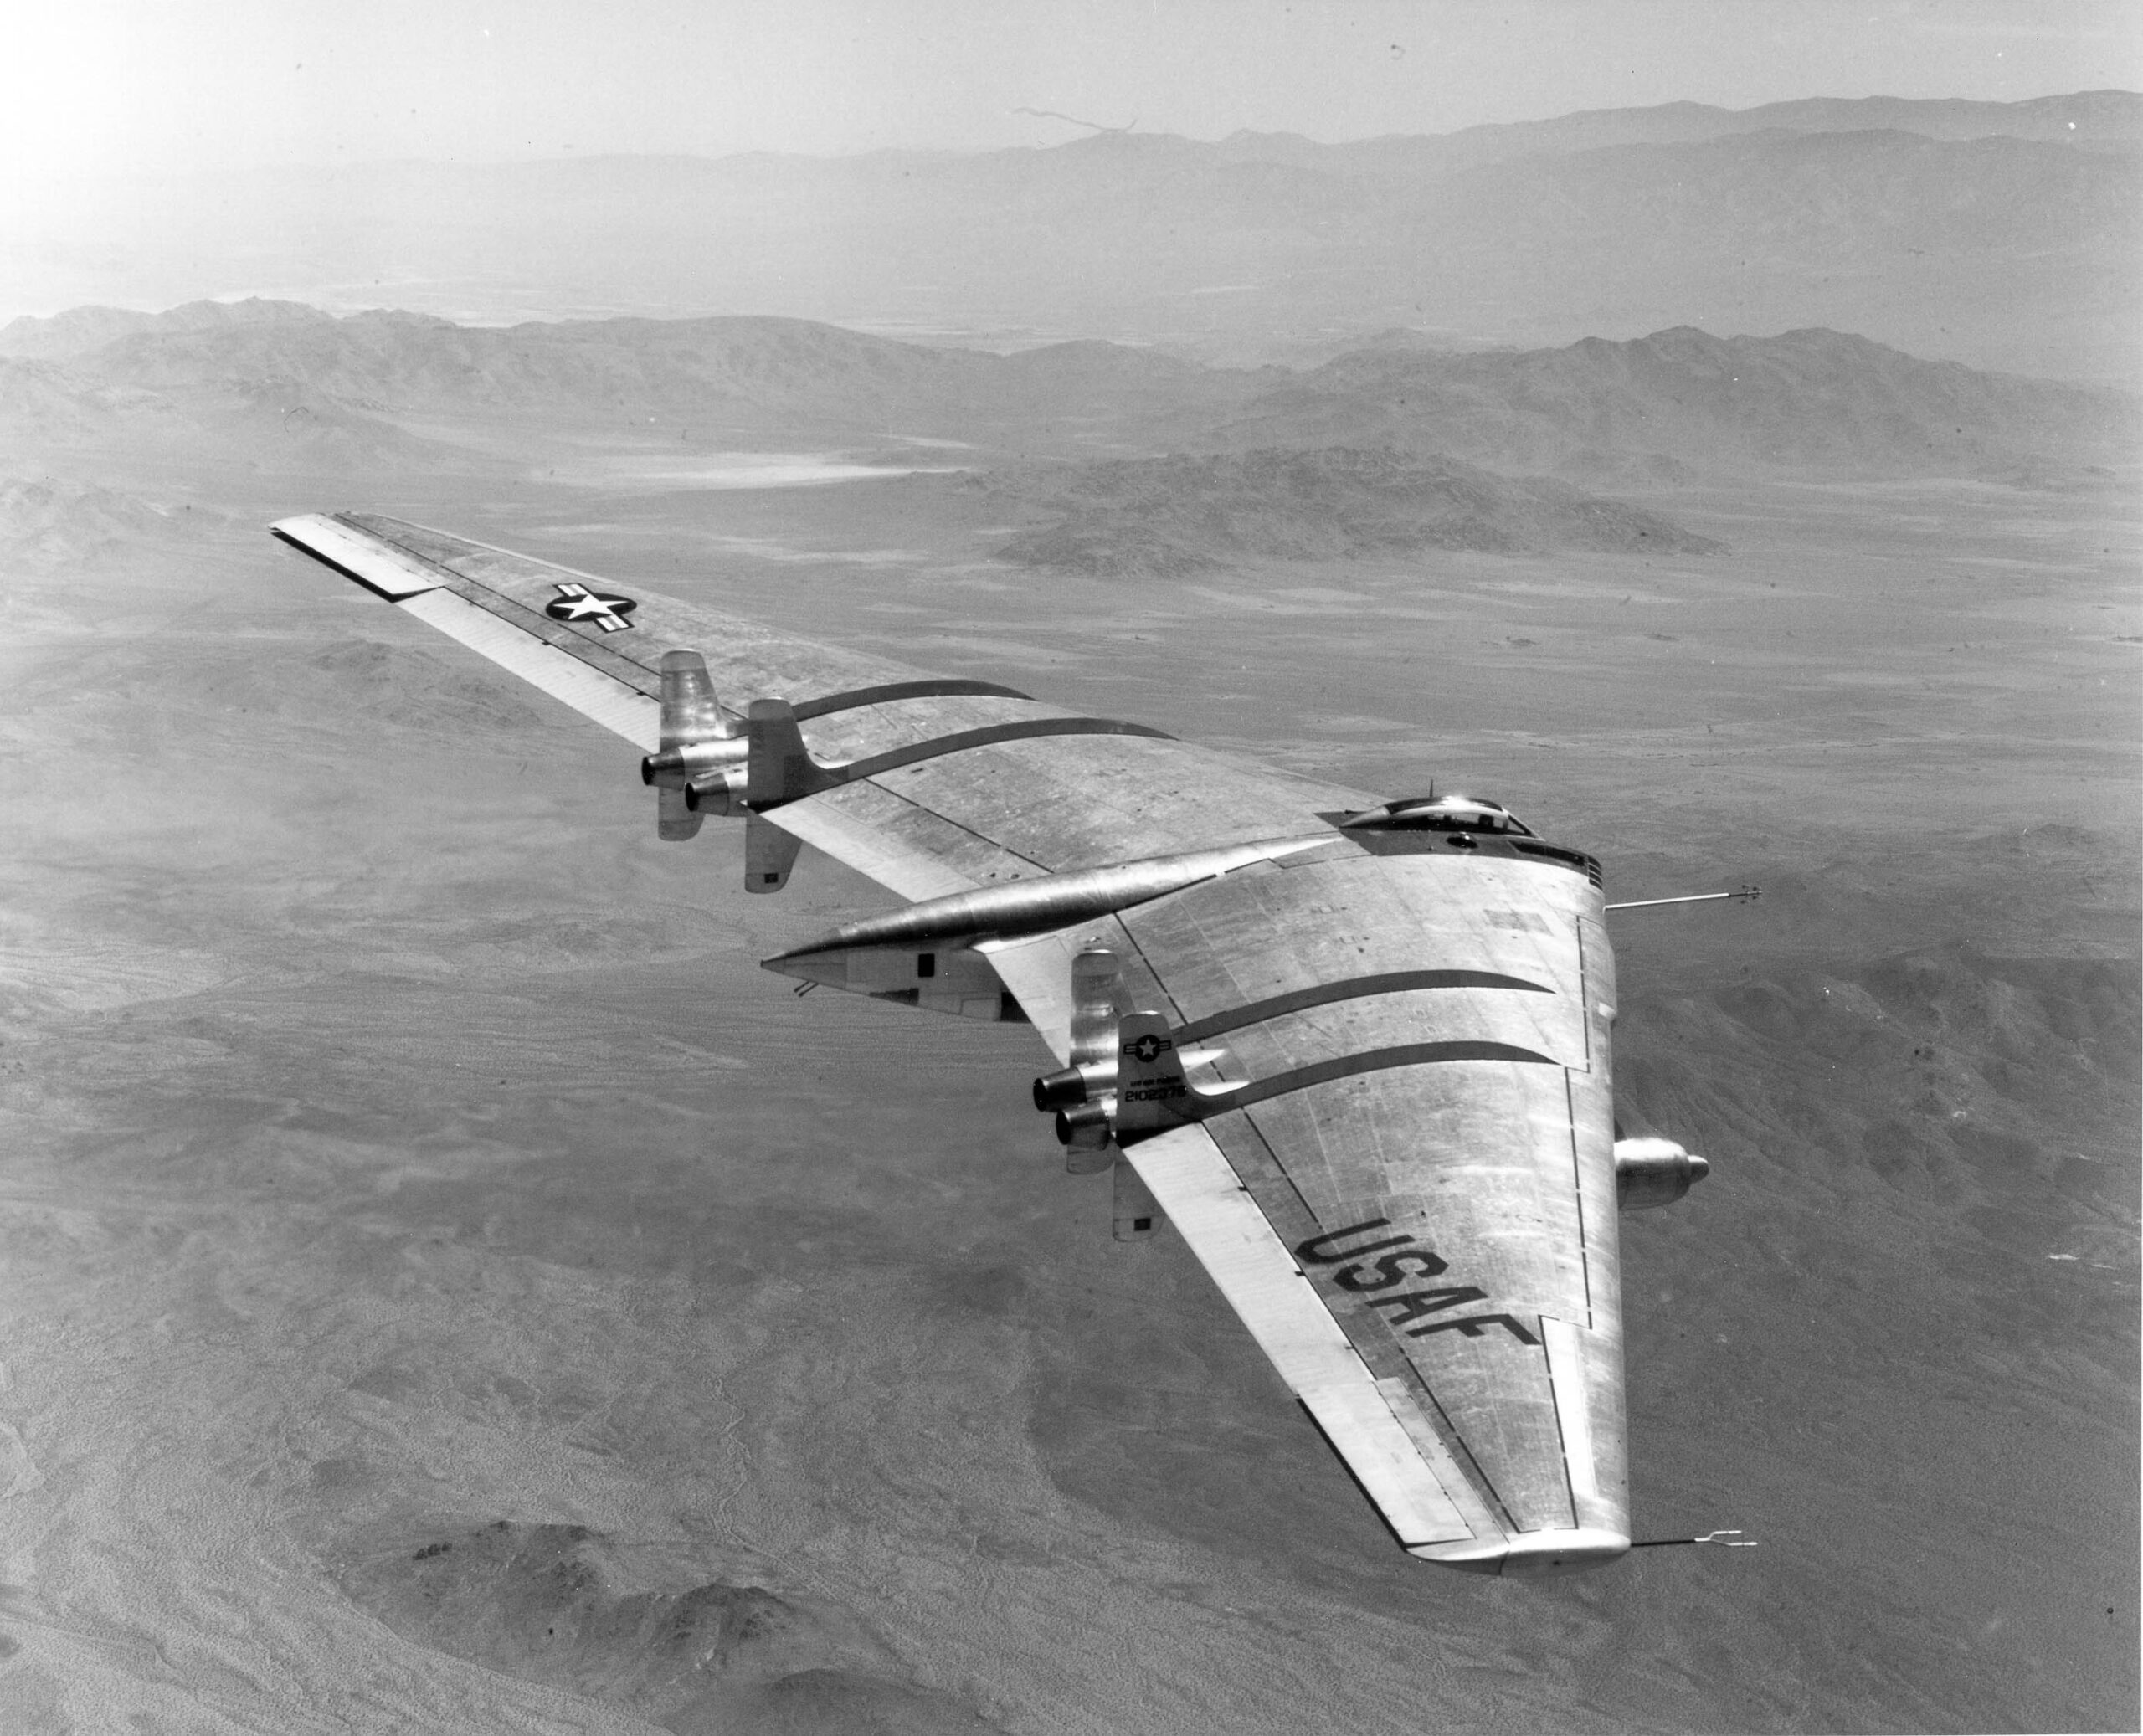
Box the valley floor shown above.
[0,446,2135,1733]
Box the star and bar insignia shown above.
[546,582,640,633]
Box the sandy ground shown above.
[0,447,2135,1732]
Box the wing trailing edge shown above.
[1123,1124,1483,1548]
[1126,1122,1629,1576]
[273,513,660,749]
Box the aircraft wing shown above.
[274,511,1632,1575]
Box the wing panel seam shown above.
[1540,1317,1601,1510]
[424,566,663,697]
[1124,1126,1482,1547]
[1565,1070,1593,1325]
[1203,1111,1519,1532]
[338,515,663,697]
[394,589,660,747]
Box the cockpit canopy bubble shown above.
[1340,794,1534,836]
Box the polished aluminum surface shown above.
[1611,1136,1710,1210]
[768,835,1330,962]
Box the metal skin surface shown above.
[1082,851,1630,1553]
[765,836,1333,963]
[269,510,1690,1576]
[642,650,743,839]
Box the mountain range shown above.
[6,91,2135,382]
[3,300,2128,488]
[1191,326,2136,478]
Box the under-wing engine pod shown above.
[639,650,748,835]
[1033,1058,1117,1112]
[1612,1137,1710,1210]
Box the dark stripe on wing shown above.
[1175,970,1551,1045]
[834,716,1175,785]
[1118,1043,1556,1145]
[792,678,1034,719]
[1222,1040,1556,1111]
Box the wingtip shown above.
[268,512,444,601]
[268,511,347,537]
[1410,1527,1631,1577]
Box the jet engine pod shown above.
[1054,1099,1115,1147]
[644,650,748,838]
[1032,1059,1117,1112]
[642,736,748,788]
[1613,1136,1710,1211]
[682,766,748,816]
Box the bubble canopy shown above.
[1339,794,1536,836]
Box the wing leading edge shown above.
[276,511,1636,1574]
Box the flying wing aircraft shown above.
[273,511,1714,1578]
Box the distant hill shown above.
[0,298,336,362]
[1190,327,2140,479]
[18,306,1250,445]
[0,475,186,562]
[0,310,459,474]
[1215,89,2143,175]
[7,92,2135,381]
[982,447,1722,577]
[4,304,2125,485]
[0,359,122,442]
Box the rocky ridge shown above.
[984,446,1722,575]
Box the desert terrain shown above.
[0,281,2133,1736]
[6,69,2143,1731]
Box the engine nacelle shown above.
[1033,1058,1117,1111]
[641,736,747,788]
[1613,1137,1710,1211]
[1054,1099,1116,1146]
[645,650,746,841]
[681,764,748,817]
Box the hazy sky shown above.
[7,0,2138,186]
